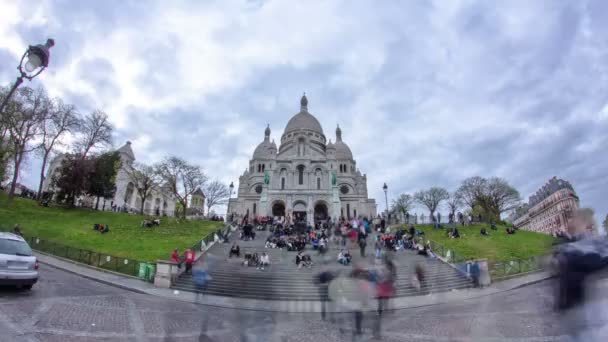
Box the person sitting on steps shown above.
[258,252,270,270]
[229,243,240,258]
[480,227,490,236]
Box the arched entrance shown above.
[272,201,285,218]
[293,201,307,223]
[314,202,328,222]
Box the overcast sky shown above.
[1,0,606,231]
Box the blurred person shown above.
[315,268,336,320]
[183,248,195,274]
[553,209,608,341]
[170,248,180,263]
[259,252,270,270]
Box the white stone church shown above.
[42,142,178,216]
[227,95,377,224]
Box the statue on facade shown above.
[264,171,270,185]
[331,171,337,186]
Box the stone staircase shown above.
[172,230,472,300]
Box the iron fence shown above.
[24,235,151,279]
[190,226,231,252]
[427,239,466,264]
[489,256,544,280]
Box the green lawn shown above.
[0,195,223,262]
[400,223,556,264]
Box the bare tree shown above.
[204,180,230,214]
[485,177,520,217]
[36,98,81,200]
[127,162,161,215]
[446,191,463,217]
[74,110,113,158]
[155,156,207,218]
[455,176,486,211]
[4,87,49,202]
[456,176,520,221]
[391,193,415,215]
[414,187,449,217]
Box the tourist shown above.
[315,268,336,320]
[470,260,480,287]
[302,254,313,268]
[13,224,22,236]
[338,249,351,265]
[184,248,195,274]
[229,243,240,258]
[380,217,386,232]
[480,227,490,236]
[259,252,270,270]
[296,251,303,268]
[358,237,367,257]
[375,237,383,259]
[170,249,180,264]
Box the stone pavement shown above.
[35,251,552,313]
[2,262,608,341]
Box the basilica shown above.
[227,95,376,224]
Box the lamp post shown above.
[0,39,55,115]
[227,181,234,221]
[383,182,388,219]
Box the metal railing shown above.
[427,239,466,264]
[489,256,544,280]
[190,225,233,252]
[24,235,151,280]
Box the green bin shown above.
[138,263,147,279]
[145,264,156,282]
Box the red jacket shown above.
[184,250,195,264]
[170,251,180,263]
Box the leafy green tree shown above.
[54,155,94,207]
[87,151,121,210]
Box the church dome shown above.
[283,94,324,136]
[253,125,276,159]
[334,141,353,160]
[334,125,352,160]
[326,139,335,150]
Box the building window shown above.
[253,203,256,215]
[347,203,350,219]
[262,164,265,172]
[354,209,357,218]
[281,178,285,190]
[340,185,349,194]
[317,178,321,190]
[297,165,305,185]
[255,185,263,194]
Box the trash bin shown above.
[138,263,147,279]
[145,264,156,282]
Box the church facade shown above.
[227,95,376,224]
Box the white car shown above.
[0,232,38,289]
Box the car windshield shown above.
[0,239,32,256]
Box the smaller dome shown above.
[326,139,335,150]
[253,140,275,159]
[334,141,353,160]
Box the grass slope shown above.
[401,223,555,263]
[0,195,223,262]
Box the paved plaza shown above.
[1,265,607,341]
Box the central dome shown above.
[283,94,324,136]
[284,111,324,135]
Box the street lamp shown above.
[229,181,234,198]
[0,39,55,115]
[383,182,388,219]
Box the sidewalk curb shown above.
[36,251,554,313]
